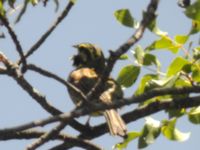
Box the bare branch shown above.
[19,1,75,64]
[1,85,200,138]
[26,64,87,99]
[0,129,102,150]
[0,53,91,134]
[49,141,102,150]
[79,95,200,140]
[0,15,26,67]
[26,122,67,150]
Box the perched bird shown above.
[67,43,127,137]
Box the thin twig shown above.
[18,1,75,64]
[26,122,67,150]
[0,15,26,67]
[26,64,88,102]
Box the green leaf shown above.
[151,74,179,88]
[135,74,158,95]
[114,132,141,150]
[0,1,5,16]
[175,79,191,87]
[191,64,200,82]
[189,20,200,34]
[167,57,190,76]
[188,106,200,124]
[161,118,190,142]
[167,108,186,118]
[114,9,139,28]
[117,65,140,88]
[146,36,180,53]
[147,17,168,36]
[133,45,145,64]
[138,117,161,149]
[193,46,200,60]
[70,0,77,4]
[143,53,161,69]
[31,0,38,5]
[119,54,129,60]
[175,35,189,45]
[185,0,200,21]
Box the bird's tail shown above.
[103,109,127,137]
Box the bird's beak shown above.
[72,44,78,49]
[69,56,74,60]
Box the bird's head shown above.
[72,43,106,73]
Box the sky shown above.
[0,0,199,149]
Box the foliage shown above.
[114,0,200,149]
[0,0,200,150]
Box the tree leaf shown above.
[167,57,190,76]
[185,0,200,21]
[119,54,129,60]
[133,45,145,64]
[135,74,158,95]
[117,65,140,87]
[114,132,141,150]
[143,53,161,69]
[189,20,200,35]
[167,108,186,118]
[147,17,168,36]
[175,34,189,45]
[188,106,200,124]
[193,46,200,60]
[138,117,161,149]
[114,9,139,28]
[151,74,179,88]
[146,36,180,53]
[161,118,191,142]
[0,1,5,16]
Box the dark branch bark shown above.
[79,95,200,139]
[0,129,102,150]
[26,122,67,150]
[0,15,26,67]
[1,88,200,138]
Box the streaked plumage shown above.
[67,43,127,136]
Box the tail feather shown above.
[104,109,127,137]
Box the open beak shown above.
[72,44,79,49]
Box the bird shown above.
[67,43,127,137]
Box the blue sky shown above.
[0,0,199,149]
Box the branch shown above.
[0,53,93,136]
[0,15,26,67]
[0,52,62,115]
[0,129,102,150]
[49,141,102,150]
[86,0,159,101]
[19,1,75,64]
[125,86,200,103]
[79,95,200,140]
[1,85,200,137]
[26,122,67,150]
[26,64,87,101]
